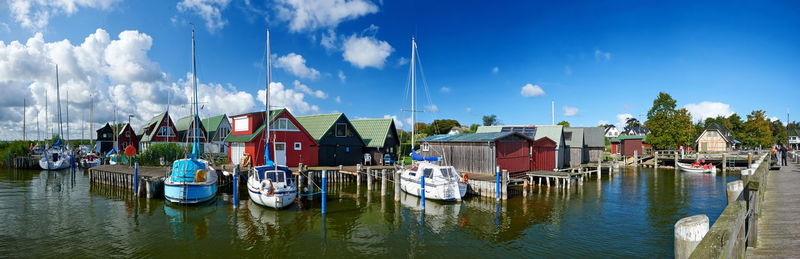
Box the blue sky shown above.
[1,0,799,140]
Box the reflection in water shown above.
[0,167,737,258]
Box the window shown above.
[272,118,299,131]
[564,132,572,141]
[423,168,433,178]
[335,123,347,137]
[422,143,430,151]
[275,143,286,151]
[234,117,249,132]
[125,131,130,137]
[294,142,302,150]
[157,126,174,137]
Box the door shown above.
[275,142,287,166]
[230,143,244,164]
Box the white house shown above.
[604,125,620,138]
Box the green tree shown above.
[413,122,428,136]
[741,110,773,148]
[625,117,641,129]
[426,119,461,135]
[469,124,480,132]
[644,92,694,149]
[482,114,498,126]
[770,119,787,145]
[557,121,570,127]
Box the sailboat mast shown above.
[66,87,70,146]
[45,87,49,140]
[23,99,26,141]
[56,65,63,140]
[410,38,416,150]
[191,29,200,156]
[89,94,94,150]
[265,29,271,161]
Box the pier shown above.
[747,154,800,257]
[88,165,166,198]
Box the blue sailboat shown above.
[163,29,218,204]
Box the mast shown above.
[191,29,200,156]
[23,99,26,141]
[410,37,416,150]
[264,29,272,165]
[66,87,70,147]
[89,94,94,150]
[56,65,63,141]
[45,87,49,141]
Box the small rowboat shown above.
[677,161,717,173]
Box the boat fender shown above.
[261,180,274,195]
[461,173,469,184]
[195,169,207,182]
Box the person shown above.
[780,145,788,166]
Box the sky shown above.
[1,0,799,141]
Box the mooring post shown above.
[133,162,139,196]
[634,150,638,167]
[419,173,425,209]
[321,170,327,214]
[726,180,743,205]
[233,166,240,207]
[674,150,678,168]
[654,151,659,169]
[307,171,314,201]
[495,166,501,201]
[674,214,709,259]
[747,152,752,168]
[502,169,508,200]
[394,170,401,201]
[366,168,373,191]
[381,169,387,196]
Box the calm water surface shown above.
[0,167,736,258]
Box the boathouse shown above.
[610,137,621,155]
[477,125,567,169]
[531,137,557,171]
[225,109,318,167]
[296,113,365,166]
[95,123,139,154]
[618,135,646,156]
[418,132,535,174]
[579,127,605,163]
[564,127,585,167]
[351,118,400,165]
[695,122,734,153]
[138,111,179,152]
[174,115,208,145]
[201,114,231,154]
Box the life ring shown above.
[461,173,469,184]
[260,179,274,195]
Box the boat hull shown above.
[38,152,72,170]
[400,175,467,201]
[676,162,716,174]
[80,159,101,168]
[164,183,218,204]
[247,184,297,209]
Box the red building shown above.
[531,137,557,171]
[419,132,536,175]
[225,109,319,167]
[115,123,139,152]
[618,135,646,156]
[138,111,179,152]
[610,138,620,154]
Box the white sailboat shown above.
[399,38,467,202]
[39,65,73,170]
[247,29,298,209]
[80,94,101,168]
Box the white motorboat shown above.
[39,148,72,170]
[80,153,101,168]
[676,161,717,173]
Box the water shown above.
[0,167,736,258]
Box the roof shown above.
[577,127,605,147]
[295,113,345,141]
[139,112,168,142]
[623,126,649,135]
[351,118,395,148]
[420,132,531,142]
[201,114,228,139]
[789,128,800,137]
[477,125,564,148]
[699,122,733,143]
[223,109,285,143]
[174,115,196,132]
[563,128,584,147]
[611,135,647,142]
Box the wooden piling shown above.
[501,170,508,200]
[726,180,743,205]
[674,215,709,259]
[381,169,387,196]
[366,168,373,191]
[394,170,401,201]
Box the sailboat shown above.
[80,94,101,168]
[39,65,73,170]
[247,29,298,209]
[399,38,467,201]
[163,29,218,204]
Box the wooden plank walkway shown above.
[747,162,800,258]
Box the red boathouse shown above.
[225,109,319,167]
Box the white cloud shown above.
[383,114,403,128]
[425,104,439,112]
[683,101,734,122]
[273,0,379,32]
[320,29,338,50]
[342,31,393,69]
[491,66,499,74]
[396,57,409,66]
[292,80,327,99]
[597,120,609,126]
[337,70,346,83]
[334,96,341,103]
[258,82,319,114]
[177,0,231,32]
[595,49,611,62]
[768,117,780,123]
[563,106,579,117]
[9,0,121,29]
[520,83,545,97]
[275,53,320,80]
[465,107,472,113]
[439,86,451,93]
[616,113,633,128]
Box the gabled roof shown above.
[611,135,647,142]
[174,115,196,132]
[201,114,228,139]
[789,128,800,137]
[477,125,564,148]
[295,113,346,141]
[576,127,605,147]
[351,118,395,148]
[564,127,584,147]
[139,112,169,142]
[223,109,286,143]
[699,122,733,143]
[420,132,531,142]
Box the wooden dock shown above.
[747,158,800,257]
[88,165,167,198]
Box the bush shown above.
[135,143,185,166]
[399,142,420,157]
[0,141,32,167]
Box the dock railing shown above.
[673,152,767,259]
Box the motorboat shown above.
[677,160,717,173]
[247,165,297,209]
